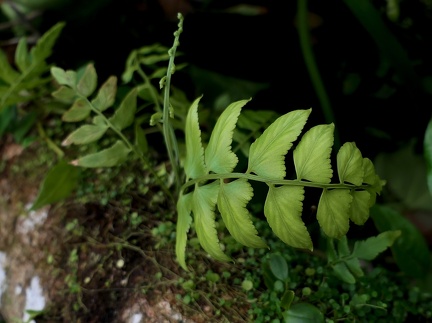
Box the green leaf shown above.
[62,124,108,146]
[337,142,364,185]
[15,38,31,72]
[134,122,148,154]
[73,140,131,168]
[424,117,432,195]
[30,22,65,62]
[31,160,80,210]
[176,192,193,270]
[268,253,289,281]
[52,85,76,102]
[0,49,20,84]
[184,96,207,179]
[109,88,137,130]
[332,262,356,284]
[349,190,371,225]
[336,236,364,278]
[352,230,401,260]
[283,303,325,323]
[362,158,383,206]
[91,76,117,111]
[192,182,230,262]
[294,124,334,183]
[248,109,311,179]
[264,185,312,250]
[51,67,77,88]
[62,98,92,122]
[317,189,353,238]
[76,64,97,98]
[371,204,430,278]
[217,179,266,248]
[205,99,248,173]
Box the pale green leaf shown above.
[109,88,137,130]
[205,100,248,173]
[62,98,92,122]
[176,192,193,270]
[184,96,207,179]
[294,124,334,183]
[91,76,117,111]
[352,230,401,260]
[62,124,108,146]
[248,109,311,179]
[73,140,131,168]
[284,303,325,322]
[217,179,266,248]
[349,190,371,225]
[0,49,20,84]
[317,189,353,238]
[15,38,30,72]
[193,182,230,262]
[337,142,364,185]
[76,64,97,98]
[51,67,77,87]
[31,160,80,211]
[363,158,384,206]
[345,257,364,278]
[264,185,312,250]
[30,22,65,62]
[337,235,350,257]
[52,85,76,102]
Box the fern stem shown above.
[180,172,369,192]
[297,0,340,150]
[82,95,174,201]
[161,13,184,195]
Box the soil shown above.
[0,137,246,323]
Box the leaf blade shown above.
[193,182,230,262]
[205,99,248,173]
[184,96,207,179]
[217,179,266,248]
[109,88,137,130]
[62,124,108,146]
[294,124,334,183]
[248,109,311,179]
[317,189,353,238]
[264,185,312,250]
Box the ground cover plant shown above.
[1,1,432,322]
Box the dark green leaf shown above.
[134,122,148,154]
[13,111,37,143]
[332,262,356,284]
[281,290,295,310]
[0,49,20,84]
[424,117,432,195]
[268,253,289,281]
[73,140,131,168]
[352,230,401,260]
[30,22,65,62]
[0,105,15,136]
[31,160,80,210]
[371,204,431,278]
[15,38,30,72]
[283,303,324,323]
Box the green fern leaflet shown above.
[176,97,383,270]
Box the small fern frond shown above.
[177,98,384,267]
